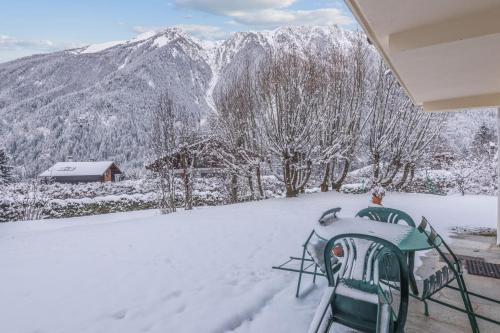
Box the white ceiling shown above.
[346,0,500,111]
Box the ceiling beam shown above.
[423,92,500,112]
[389,6,500,54]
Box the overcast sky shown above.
[0,0,356,63]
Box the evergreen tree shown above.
[471,123,496,158]
[0,149,13,184]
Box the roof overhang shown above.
[345,0,500,111]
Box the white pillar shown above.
[497,108,500,245]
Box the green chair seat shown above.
[332,279,380,332]
[335,278,379,303]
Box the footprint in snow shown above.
[175,304,186,314]
[162,290,182,301]
[111,309,127,320]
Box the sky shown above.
[0,0,356,63]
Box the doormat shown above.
[440,253,484,267]
[465,260,500,279]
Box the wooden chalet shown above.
[146,139,225,176]
[39,161,123,183]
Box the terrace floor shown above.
[406,233,500,333]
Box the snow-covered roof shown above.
[39,161,119,177]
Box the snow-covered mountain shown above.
[0,25,492,176]
[0,26,360,175]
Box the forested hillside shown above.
[0,26,496,181]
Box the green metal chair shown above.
[356,207,419,295]
[308,233,409,333]
[272,208,342,297]
[412,217,500,333]
[356,207,416,227]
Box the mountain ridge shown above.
[1,25,489,177]
[0,25,358,176]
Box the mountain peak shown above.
[73,27,191,55]
[0,25,365,175]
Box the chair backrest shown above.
[324,234,408,286]
[418,216,462,273]
[304,231,330,273]
[356,207,416,227]
[318,207,341,226]
[324,233,409,332]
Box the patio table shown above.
[314,217,433,252]
[316,216,432,297]
[272,216,431,298]
[317,217,500,333]
[275,216,500,332]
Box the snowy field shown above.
[0,192,496,333]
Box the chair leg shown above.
[433,244,479,332]
[296,272,303,298]
[313,264,318,284]
[423,300,429,316]
[456,274,480,333]
[296,247,308,298]
[408,251,419,295]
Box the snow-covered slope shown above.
[0,26,364,176]
[0,25,490,175]
[0,191,495,333]
[0,28,213,174]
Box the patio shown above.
[406,233,500,332]
[274,205,500,333]
[322,2,500,329]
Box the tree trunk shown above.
[332,160,350,192]
[395,163,411,190]
[230,173,238,203]
[158,168,176,214]
[284,158,296,198]
[408,166,415,184]
[247,173,255,200]
[256,165,264,199]
[286,185,298,197]
[295,158,312,195]
[183,168,193,210]
[168,171,176,212]
[373,153,381,183]
[283,153,311,197]
[320,163,331,192]
[381,161,401,187]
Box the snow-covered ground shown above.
[0,192,495,333]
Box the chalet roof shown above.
[146,137,223,171]
[39,161,121,177]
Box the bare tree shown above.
[367,62,441,189]
[256,51,321,197]
[211,63,265,202]
[175,123,205,210]
[317,35,369,192]
[150,93,204,212]
[150,93,178,214]
[393,111,441,189]
[450,158,481,195]
[16,177,51,221]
